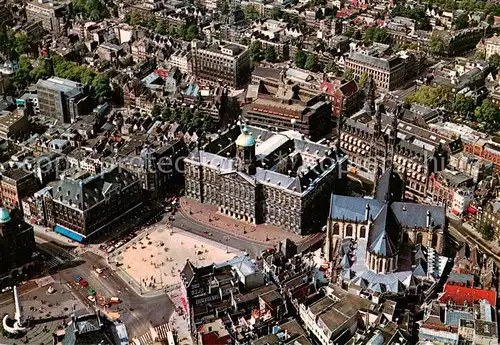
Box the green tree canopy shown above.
[250,40,262,61]
[454,13,469,30]
[304,54,318,71]
[489,53,500,69]
[405,86,448,108]
[325,60,338,74]
[454,94,476,119]
[295,50,307,68]
[428,35,446,56]
[479,222,494,241]
[343,68,354,81]
[264,46,277,62]
[244,5,260,20]
[363,27,390,44]
[475,99,500,129]
[271,7,283,20]
[155,21,167,35]
[358,72,369,88]
[186,25,198,41]
[73,0,110,20]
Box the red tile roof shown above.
[438,283,496,307]
[201,331,232,345]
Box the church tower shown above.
[363,77,376,116]
[235,126,256,175]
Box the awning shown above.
[54,225,85,243]
[467,207,477,215]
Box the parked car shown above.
[74,275,82,282]
[79,279,89,287]
[87,295,96,303]
[88,288,96,295]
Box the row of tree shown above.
[363,27,391,44]
[294,50,319,71]
[406,85,500,130]
[13,55,111,102]
[0,26,30,60]
[72,0,110,20]
[249,41,277,62]
[151,105,213,132]
[124,12,198,40]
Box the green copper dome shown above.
[0,208,10,224]
[235,126,255,147]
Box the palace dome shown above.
[235,126,255,147]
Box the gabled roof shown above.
[438,283,497,307]
[374,168,404,202]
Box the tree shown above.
[264,46,277,62]
[489,53,500,69]
[357,72,369,88]
[176,24,187,39]
[239,37,250,46]
[294,50,307,68]
[186,25,198,41]
[155,21,167,35]
[488,14,495,25]
[250,40,262,61]
[244,5,260,20]
[475,49,486,60]
[343,68,354,81]
[129,12,143,26]
[454,94,476,119]
[479,222,494,241]
[180,108,192,124]
[91,74,111,102]
[454,13,469,30]
[271,7,283,20]
[221,0,230,15]
[405,86,448,108]
[304,54,318,71]
[325,60,338,74]
[428,35,446,56]
[363,27,390,44]
[152,104,162,118]
[475,99,500,129]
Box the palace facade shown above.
[184,125,348,234]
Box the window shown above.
[333,223,340,235]
[360,226,366,238]
[346,224,353,237]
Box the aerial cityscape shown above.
[1,0,500,344]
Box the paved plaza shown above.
[0,282,86,345]
[113,225,243,292]
[180,197,304,244]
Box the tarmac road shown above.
[55,251,174,338]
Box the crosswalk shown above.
[133,323,174,345]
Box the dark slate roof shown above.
[374,168,404,203]
[181,260,196,287]
[390,203,445,230]
[329,194,384,221]
[368,205,399,257]
[413,258,428,277]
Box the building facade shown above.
[1,168,39,213]
[25,0,68,35]
[191,41,251,88]
[44,166,142,242]
[36,77,89,123]
[0,208,36,278]
[184,125,348,234]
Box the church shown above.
[324,168,449,295]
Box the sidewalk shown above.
[180,197,304,245]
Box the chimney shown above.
[365,204,370,221]
[426,210,431,228]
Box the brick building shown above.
[1,168,38,212]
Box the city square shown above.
[112,224,243,291]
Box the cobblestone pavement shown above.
[180,197,304,245]
[0,282,86,345]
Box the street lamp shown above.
[223,235,229,253]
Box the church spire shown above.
[362,77,376,116]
